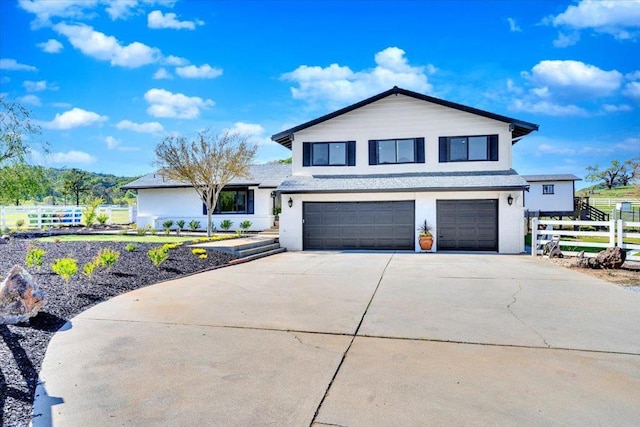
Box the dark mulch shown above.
[0,238,237,427]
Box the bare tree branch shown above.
[154,130,257,236]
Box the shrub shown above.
[83,197,104,227]
[199,254,208,259]
[162,220,174,235]
[96,213,109,225]
[188,220,201,231]
[51,257,78,282]
[191,248,207,256]
[15,219,24,229]
[239,220,252,233]
[25,246,46,270]
[147,246,169,268]
[82,261,97,279]
[95,247,120,270]
[136,226,147,235]
[220,219,233,231]
[125,243,136,252]
[176,219,185,235]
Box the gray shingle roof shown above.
[522,174,581,182]
[277,170,528,194]
[122,164,291,189]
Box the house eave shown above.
[271,86,539,148]
[278,185,529,195]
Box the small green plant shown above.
[162,219,174,234]
[239,220,252,233]
[191,248,207,256]
[188,220,201,231]
[125,243,137,252]
[220,219,233,231]
[51,257,78,282]
[82,260,97,279]
[96,213,109,225]
[147,246,169,268]
[15,219,25,229]
[136,226,147,235]
[95,247,120,270]
[273,206,282,216]
[176,219,185,235]
[199,254,208,259]
[83,197,104,227]
[25,246,46,269]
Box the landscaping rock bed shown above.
[0,239,236,426]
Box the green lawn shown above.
[36,234,241,244]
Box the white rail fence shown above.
[589,198,640,208]
[531,218,640,261]
[0,205,134,229]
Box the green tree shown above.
[154,130,257,237]
[62,168,90,206]
[0,96,45,165]
[0,164,49,205]
[585,159,630,189]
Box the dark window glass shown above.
[542,185,555,195]
[373,138,417,164]
[468,136,488,160]
[214,189,251,213]
[310,142,347,166]
[440,135,496,162]
[449,138,467,161]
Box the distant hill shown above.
[577,185,640,199]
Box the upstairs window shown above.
[542,185,554,195]
[439,135,498,162]
[369,137,425,165]
[303,141,356,166]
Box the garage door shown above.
[303,201,415,250]
[436,200,498,251]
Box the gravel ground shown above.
[0,239,237,427]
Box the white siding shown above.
[525,181,575,212]
[135,186,275,231]
[291,94,513,176]
[280,191,524,254]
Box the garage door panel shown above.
[303,201,414,250]
[436,200,498,251]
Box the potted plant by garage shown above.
[417,220,433,251]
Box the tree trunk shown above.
[75,192,80,206]
[206,208,212,237]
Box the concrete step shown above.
[236,242,281,258]
[229,247,286,265]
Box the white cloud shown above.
[602,104,632,112]
[510,99,588,116]
[105,135,120,149]
[23,80,56,92]
[18,94,41,106]
[42,107,108,130]
[48,150,96,164]
[626,70,640,80]
[104,0,138,20]
[537,143,577,156]
[282,47,433,107]
[175,64,223,79]
[148,10,203,30]
[225,122,274,146]
[623,81,640,100]
[552,31,580,48]
[17,0,99,28]
[37,38,64,53]
[144,88,214,119]
[0,58,37,71]
[116,119,164,133]
[507,18,521,32]
[163,55,189,66]
[153,68,173,79]
[548,0,640,41]
[53,22,161,68]
[523,60,622,99]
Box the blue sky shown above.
[1,0,639,187]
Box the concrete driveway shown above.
[33,253,640,426]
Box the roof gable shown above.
[271,86,539,149]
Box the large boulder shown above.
[595,247,626,269]
[0,265,46,324]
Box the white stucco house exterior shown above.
[122,164,290,232]
[271,86,539,253]
[522,174,581,217]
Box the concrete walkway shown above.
[33,253,640,426]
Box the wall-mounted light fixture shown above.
[288,197,293,208]
[270,191,276,198]
[507,194,514,206]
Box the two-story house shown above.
[271,86,539,253]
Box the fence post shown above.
[617,219,624,248]
[609,219,616,247]
[531,217,539,256]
